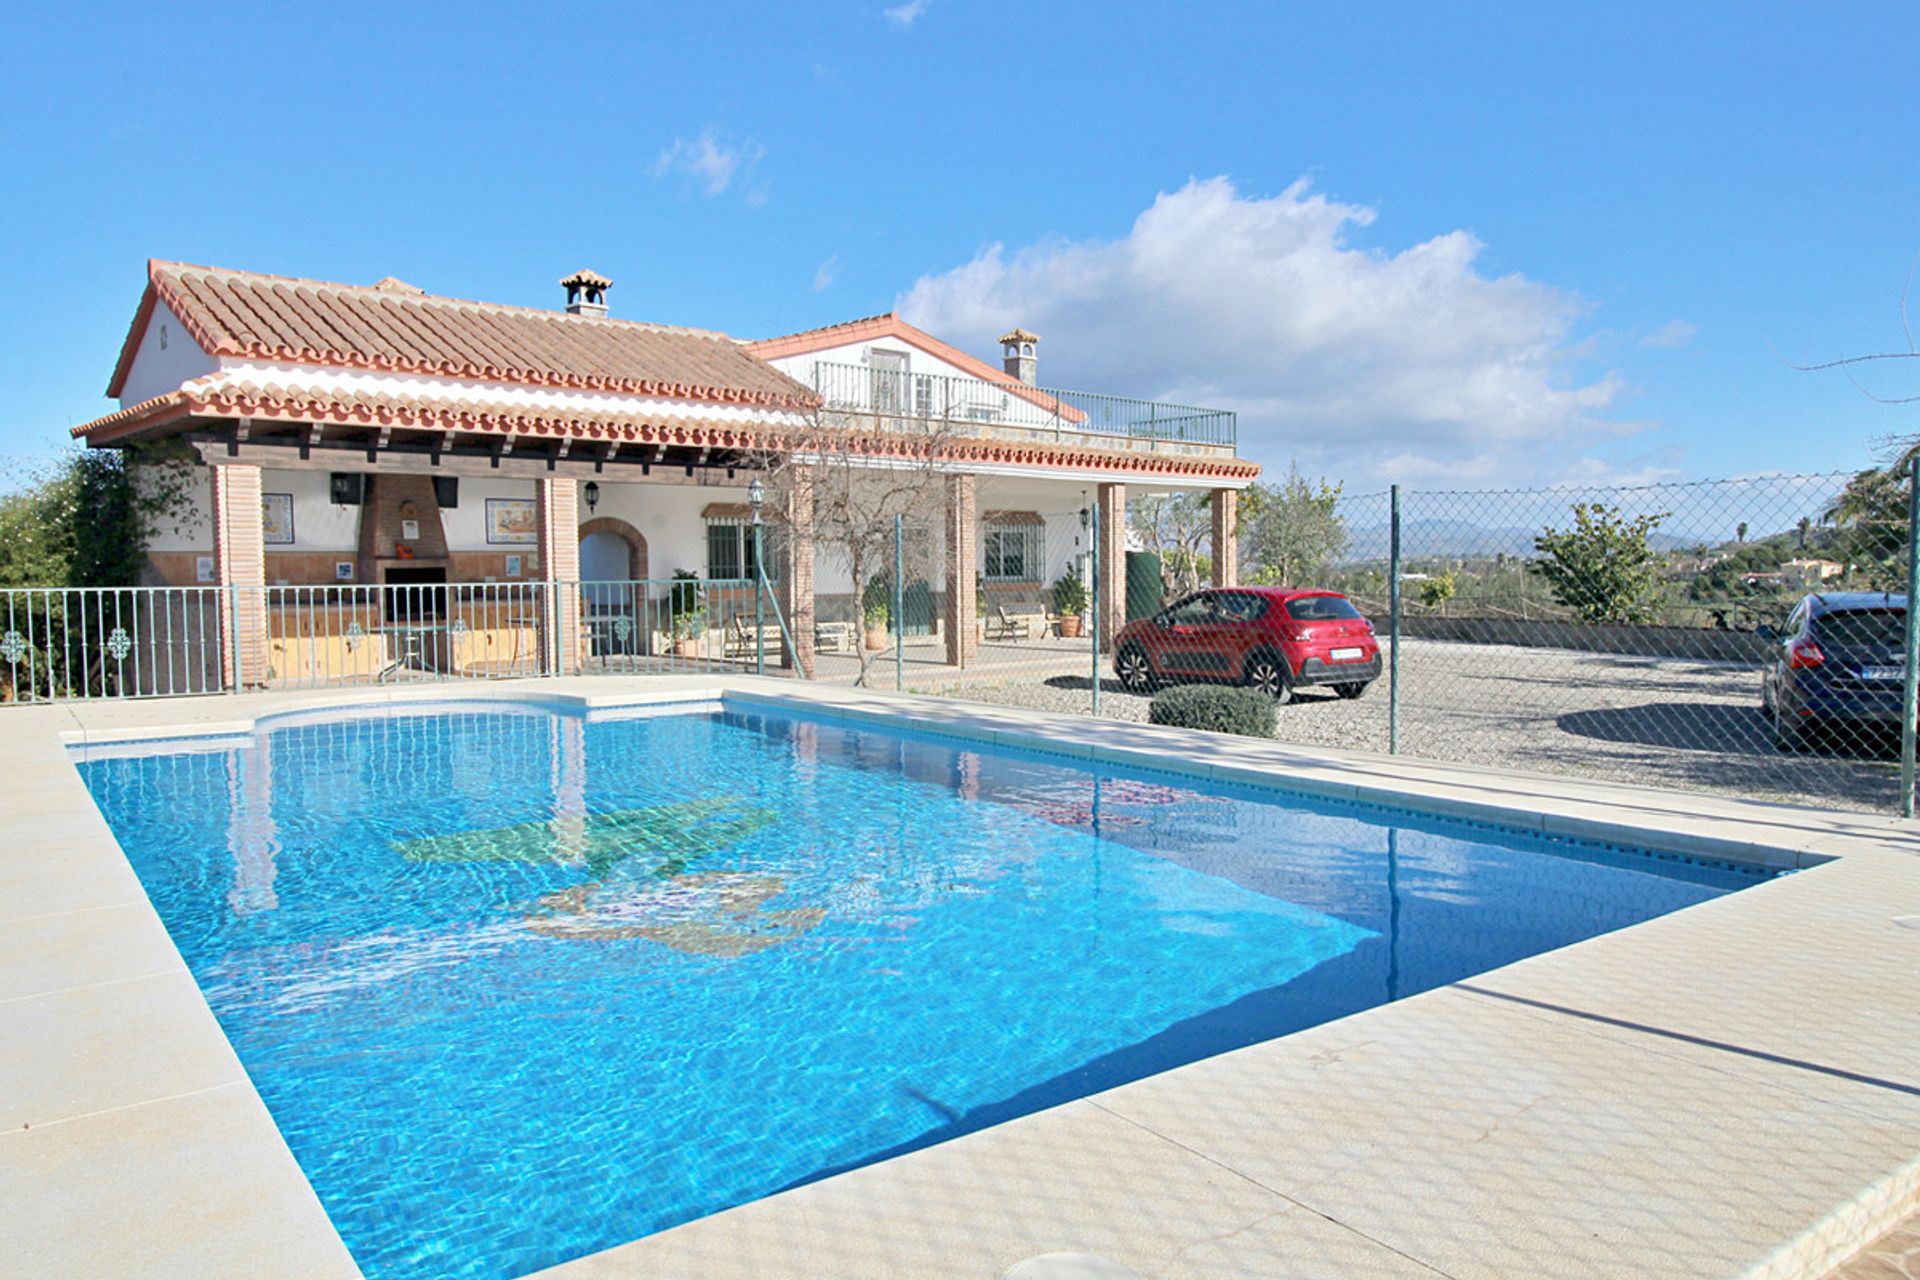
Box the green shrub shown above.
[1050,570,1090,616]
[1147,685,1277,737]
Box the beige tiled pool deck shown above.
[3,676,1918,1279]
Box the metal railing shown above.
[810,361,1238,449]
[0,577,802,703]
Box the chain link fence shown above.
[858,467,1918,816]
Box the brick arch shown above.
[578,516,649,581]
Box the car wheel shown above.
[1244,652,1293,704]
[1115,644,1156,694]
[1334,681,1370,700]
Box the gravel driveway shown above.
[920,638,1898,814]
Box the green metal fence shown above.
[0,577,802,703]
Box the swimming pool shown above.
[75,701,1770,1279]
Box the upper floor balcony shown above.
[808,361,1239,459]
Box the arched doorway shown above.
[580,531,631,583]
[578,518,649,660]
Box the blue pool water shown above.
[76,702,1768,1279]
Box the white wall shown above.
[140,463,213,553]
[764,334,1004,392]
[440,476,539,552]
[118,300,219,407]
[259,468,359,551]
[585,476,755,584]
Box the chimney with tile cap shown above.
[1000,328,1039,386]
[561,269,611,318]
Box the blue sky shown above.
[2,1,1916,487]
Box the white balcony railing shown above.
[809,362,1237,450]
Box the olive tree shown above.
[1530,502,1670,625]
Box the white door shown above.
[870,349,908,415]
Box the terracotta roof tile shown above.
[72,378,1257,483]
[106,260,819,411]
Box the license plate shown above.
[1862,665,1904,681]
[1331,647,1364,661]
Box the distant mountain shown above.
[1343,519,1546,560]
[1342,518,1766,561]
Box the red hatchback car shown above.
[1113,587,1382,702]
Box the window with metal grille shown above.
[704,520,782,581]
[983,524,1041,583]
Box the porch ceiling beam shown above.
[227,417,252,456]
[182,434,756,484]
[595,441,622,473]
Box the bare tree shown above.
[1787,258,1920,455]
[1129,492,1211,601]
[751,414,958,687]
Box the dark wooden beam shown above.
[185,434,762,484]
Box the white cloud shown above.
[813,255,840,293]
[884,0,929,28]
[897,177,1648,486]
[650,129,766,198]
[1643,318,1699,348]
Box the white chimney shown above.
[561,269,611,318]
[1000,328,1039,386]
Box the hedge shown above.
[1147,684,1277,738]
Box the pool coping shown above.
[3,676,1917,1279]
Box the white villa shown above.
[73,261,1257,683]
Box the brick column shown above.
[1211,488,1240,587]
[211,463,267,689]
[944,473,979,668]
[778,468,816,677]
[1097,481,1127,653]
[536,478,582,674]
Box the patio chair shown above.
[985,603,1026,641]
[815,621,855,654]
[724,612,762,660]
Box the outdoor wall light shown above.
[748,476,766,524]
[583,481,600,513]
[1079,506,1090,530]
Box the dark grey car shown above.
[1759,592,1910,751]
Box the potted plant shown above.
[861,575,893,650]
[1051,571,1090,638]
[667,570,705,658]
[863,600,890,650]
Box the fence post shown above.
[894,513,905,692]
[754,521,766,678]
[226,583,242,694]
[1090,499,1101,719]
[1902,454,1919,818]
[1389,484,1401,755]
